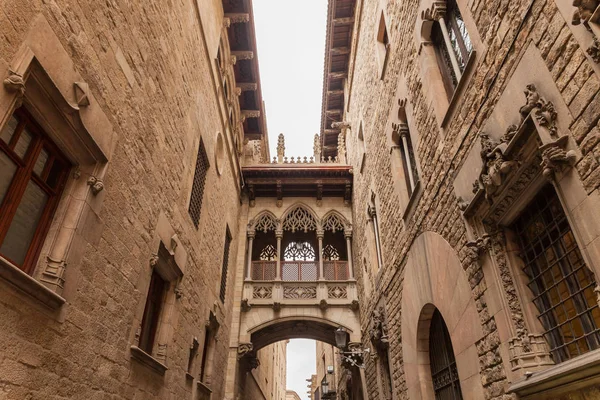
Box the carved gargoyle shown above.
[540,138,577,180]
[237,342,254,360]
[477,133,518,202]
[501,124,519,144]
[369,306,389,351]
[572,0,599,29]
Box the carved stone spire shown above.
[277,133,285,163]
[313,133,322,164]
[337,131,347,164]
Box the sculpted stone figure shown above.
[572,0,599,28]
[369,306,389,350]
[519,84,542,119]
[478,133,518,201]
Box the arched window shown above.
[430,0,473,99]
[513,185,600,363]
[429,309,463,400]
[323,244,340,261]
[284,242,316,261]
[259,244,277,261]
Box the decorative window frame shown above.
[458,82,600,394]
[130,212,186,375]
[0,15,115,310]
[386,80,424,222]
[357,119,367,173]
[415,0,482,128]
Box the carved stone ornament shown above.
[465,235,491,265]
[519,84,543,120]
[247,356,261,370]
[588,35,600,63]
[277,133,285,163]
[74,82,90,107]
[332,121,351,132]
[474,133,519,202]
[508,333,554,372]
[539,136,577,181]
[571,0,599,28]
[237,342,254,360]
[421,1,447,21]
[535,99,559,138]
[149,254,159,267]
[501,124,520,144]
[3,69,26,107]
[369,306,389,351]
[241,298,251,312]
[87,176,104,195]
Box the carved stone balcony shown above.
[244,278,358,308]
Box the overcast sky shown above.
[253,0,328,160]
[253,1,327,398]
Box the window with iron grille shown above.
[429,309,463,400]
[219,227,232,303]
[188,139,209,229]
[0,107,70,274]
[514,185,600,363]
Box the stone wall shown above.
[345,0,600,399]
[0,1,246,399]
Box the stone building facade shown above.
[0,0,270,399]
[332,0,600,399]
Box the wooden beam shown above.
[331,47,351,55]
[244,132,262,140]
[327,89,344,96]
[325,109,342,115]
[323,129,339,135]
[237,82,258,91]
[232,51,254,60]
[327,71,348,80]
[225,13,250,23]
[242,110,261,119]
[333,17,355,26]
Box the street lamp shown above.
[333,326,370,369]
[321,380,329,394]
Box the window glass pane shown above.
[14,127,33,159]
[33,148,49,177]
[45,160,65,189]
[0,151,17,204]
[0,116,19,144]
[0,181,48,265]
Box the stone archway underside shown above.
[251,319,340,351]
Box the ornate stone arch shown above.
[322,210,350,233]
[250,210,279,233]
[281,203,318,233]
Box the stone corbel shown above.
[237,342,254,360]
[421,1,447,22]
[539,136,577,181]
[319,299,328,310]
[39,256,67,293]
[272,301,282,312]
[276,181,283,208]
[241,298,251,312]
[156,343,168,363]
[464,235,491,265]
[87,176,104,195]
[150,254,159,267]
[3,69,26,107]
[508,334,554,373]
[73,82,90,107]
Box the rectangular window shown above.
[220,227,232,302]
[514,185,600,363]
[0,107,70,273]
[139,269,168,354]
[199,327,211,382]
[188,139,209,229]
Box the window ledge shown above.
[130,346,168,375]
[197,381,213,395]
[0,256,65,310]
[441,50,478,128]
[508,349,600,398]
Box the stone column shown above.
[317,229,325,280]
[344,229,354,280]
[398,123,416,192]
[246,231,254,280]
[275,230,283,280]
